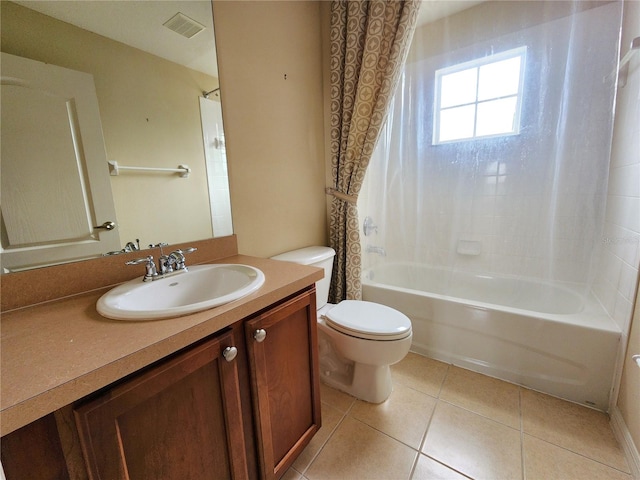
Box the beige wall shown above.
[212,1,327,258]
[615,0,640,460]
[1,1,214,248]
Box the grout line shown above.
[436,397,521,432]
[522,432,633,475]
[407,450,420,480]
[519,386,527,480]
[315,363,630,479]
[346,412,422,453]
[420,397,440,452]
[299,404,349,476]
[436,363,451,398]
[419,453,475,480]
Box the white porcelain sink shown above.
[97,264,265,320]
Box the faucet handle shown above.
[126,255,157,281]
[125,255,152,266]
[169,247,197,271]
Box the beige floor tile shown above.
[391,352,449,397]
[422,402,522,480]
[281,468,303,480]
[305,416,417,480]
[293,403,345,473]
[320,382,355,413]
[411,454,470,480]
[524,434,632,480]
[350,383,437,449]
[440,366,521,428]
[521,389,630,473]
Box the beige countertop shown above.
[0,254,322,436]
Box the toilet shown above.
[271,246,412,403]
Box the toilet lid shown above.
[324,300,412,341]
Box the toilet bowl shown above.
[271,246,412,403]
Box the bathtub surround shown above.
[358,2,625,393]
[359,1,621,289]
[356,0,640,473]
[327,0,419,302]
[363,263,619,410]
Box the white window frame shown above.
[433,46,527,145]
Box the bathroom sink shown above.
[97,264,265,320]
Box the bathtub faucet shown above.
[366,245,386,256]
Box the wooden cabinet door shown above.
[74,331,248,480]
[245,289,321,480]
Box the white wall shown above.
[603,0,640,465]
[593,0,640,335]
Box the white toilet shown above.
[271,246,412,403]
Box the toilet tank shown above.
[271,246,335,308]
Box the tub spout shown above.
[366,245,386,256]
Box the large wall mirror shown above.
[0,0,232,272]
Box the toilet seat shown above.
[324,300,411,341]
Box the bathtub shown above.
[362,262,621,410]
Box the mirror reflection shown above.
[0,0,232,272]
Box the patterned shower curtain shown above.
[328,0,419,302]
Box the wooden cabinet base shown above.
[74,330,248,480]
[1,414,70,480]
[246,289,321,479]
[1,288,320,480]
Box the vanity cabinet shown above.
[245,288,321,480]
[74,329,249,479]
[1,287,320,480]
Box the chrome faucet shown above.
[102,239,140,256]
[125,255,158,281]
[363,217,378,236]
[123,239,140,252]
[127,247,197,281]
[365,245,386,256]
[168,250,187,271]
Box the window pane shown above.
[440,68,477,108]
[439,104,475,142]
[478,56,521,101]
[475,97,518,136]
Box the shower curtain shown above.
[358,1,623,299]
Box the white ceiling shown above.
[13,0,218,77]
[14,1,482,79]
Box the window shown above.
[433,47,526,144]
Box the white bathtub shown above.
[362,262,621,411]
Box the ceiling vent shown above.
[163,12,205,39]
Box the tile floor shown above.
[285,352,632,480]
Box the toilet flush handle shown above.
[254,329,267,343]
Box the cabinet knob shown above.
[222,346,238,362]
[253,329,267,343]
